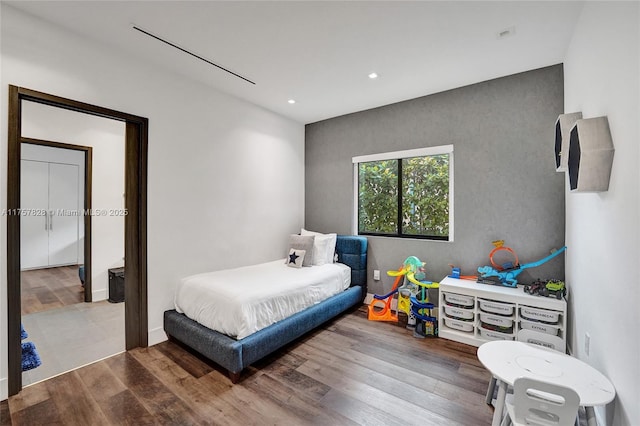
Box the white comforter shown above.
[174,260,351,340]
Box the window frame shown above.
[352,145,454,242]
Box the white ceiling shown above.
[7,1,584,124]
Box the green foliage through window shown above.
[357,152,450,240]
[358,160,398,234]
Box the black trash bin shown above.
[108,267,125,303]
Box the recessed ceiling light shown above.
[368,72,378,79]
[288,99,296,104]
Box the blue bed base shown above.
[163,235,368,382]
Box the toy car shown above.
[523,279,546,296]
[523,279,566,299]
[545,279,566,300]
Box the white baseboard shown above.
[92,289,108,301]
[1,377,7,401]
[148,326,167,346]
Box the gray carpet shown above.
[21,301,125,386]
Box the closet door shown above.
[20,160,50,269]
[48,163,79,266]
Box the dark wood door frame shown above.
[7,85,148,396]
[21,137,94,303]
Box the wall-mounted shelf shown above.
[555,112,582,172]
[568,116,614,192]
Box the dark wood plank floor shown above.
[3,306,496,425]
[21,266,83,315]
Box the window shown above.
[352,145,453,241]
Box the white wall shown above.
[0,4,304,400]
[563,2,639,425]
[21,105,127,301]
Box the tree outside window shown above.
[355,146,452,241]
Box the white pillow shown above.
[286,248,306,268]
[301,228,337,265]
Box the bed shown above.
[163,235,368,382]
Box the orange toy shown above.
[367,268,403,322]
[489,240,519,271]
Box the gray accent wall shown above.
[305,65,565,295]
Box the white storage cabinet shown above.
[438,276,567,352]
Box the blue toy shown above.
[477,246,567,287]
[409,295,437,338]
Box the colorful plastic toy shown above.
[524,279,566,299]
[545,279,567,299]
[523,279,546,295]
[368,262,408,322]
[410,295,438,338]
[489,240,519,270]
[368,256,439,322]
[448,265,477,281]
[397,287,414,316]
[477,245,567,287]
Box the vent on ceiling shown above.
[496,26,516,39]
[132,25,255,85]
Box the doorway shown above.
[20,138,93,304]
[7,85,148,396]
[19,134,127,386]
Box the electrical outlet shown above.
[373,270,380,281]
[585,332,591,356]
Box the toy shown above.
[367,262,410,322]
[524,279,567,299]
[488,240,519,270]
[410,295,438,338]
[397,288,413,317]
[545,279,567,300]
[477,245,567,287]
[367,275,401,322]
[523,279,546,296]
[448,264,477,280]
[368,256,439,322]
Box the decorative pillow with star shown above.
[286,248,306,268]
[287,234,315,267]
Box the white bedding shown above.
[175,260,351,340]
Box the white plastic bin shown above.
[520,306,560,324]
[443,317,474,333]
[444,292,474,308]
[480,313,514,328]
[517,329,564,351]
[479,328,515,341]
[478,299,515,316]
[520,319,561,336]
[444,305,474,320]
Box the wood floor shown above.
[2,306,496,425]
[21,266,84,315]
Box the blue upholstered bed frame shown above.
[163,235,368,382]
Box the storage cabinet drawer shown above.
[443,317,474,332]
[478,299,515,316]
[480,328,515,341]
[480,313,514,328]
[443,292,474,308]
[517,330,564,351]
[520,305,561,324]
[443,304,474,320]
[520,319,561,336]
